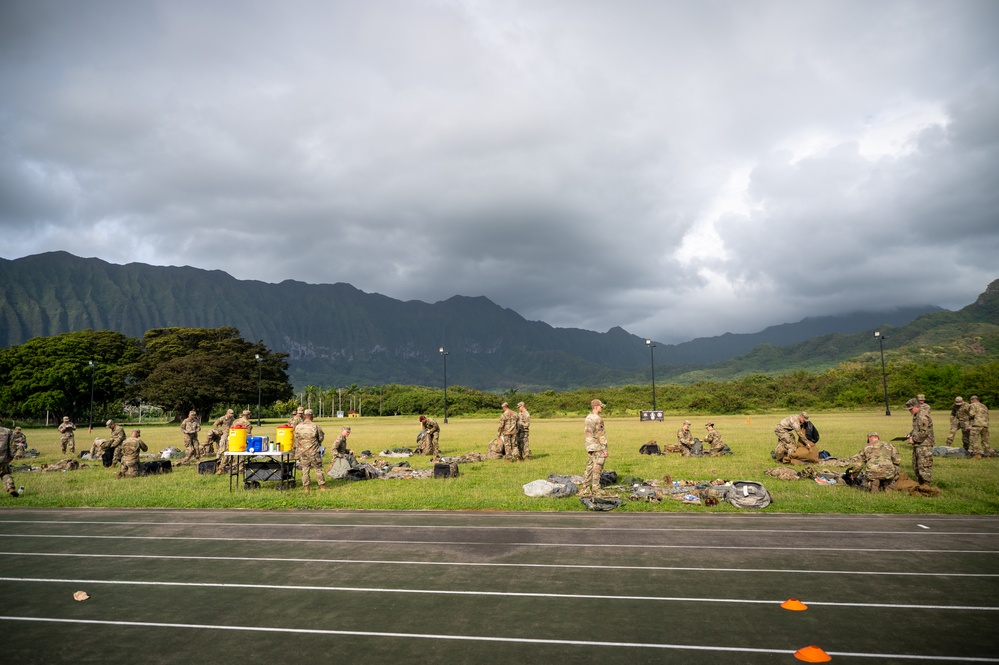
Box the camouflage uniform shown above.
[676,421,694,457]
[178,411,201,465]
[907,399,934,484]
[703,425,725,456]
[11,427,27,460]
[294,415,325,490]
[218,412,252,475]
[582,400,609,497]
[857,435,901,491]
[945,397,971,449]
[516,402,531,460]
[288,407,305,429]
[58,417,76,453]
[95,422,127,465]
[917,394,931,417]
[417,416,440,457]
[117,432,148,479]
[0,425,18,497]
[213,410,236,472]
[773,413,810,464]
[967,397,991,457]
[498,404,520,461]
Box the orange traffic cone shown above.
[781,598,808,611]
[746,417,751,425]
[794,645,831,662]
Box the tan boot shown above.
[303,485,310,494]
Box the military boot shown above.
[303,485,310,494]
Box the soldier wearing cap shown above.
[217,410,252,476]
[117,429,148,479]
[57,416,76,454]
[917,394,930,416]
[946,397,971,449]
[417,415,440,457]
[855,432,901,492]
[177,410,202,466]
[676,420,695,457]
[294,408,326,492]
[327,426,353,471]
[967,396,990,459]
[0,415,19,497]
[289,406,305,428]
[703,422,727,457]
[213,408,237,473]
[906,398,934,484]
[581,399,610,497]
[498,402,520,462]
[516,402,531,461]
[93,419,127,465]
[772,412,814,464]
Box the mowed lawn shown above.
[4,410,997,513]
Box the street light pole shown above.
[439,346,449,424]
[255,354,263,426]
[874,331,890,416]
[88,360,95,433]
[646,339,657,412]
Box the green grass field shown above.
[4,410,997,513]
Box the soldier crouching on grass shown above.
[855,432,901,492]
[117,429,148,479]
[0,417,20,497]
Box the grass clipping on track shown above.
[5,412,998,513]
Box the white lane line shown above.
[3,577,997,611]
[2,533,996,553]
[1,519,995,536]
[3,551,997,577]
[0,616,995,661]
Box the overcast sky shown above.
[1,0,997,343]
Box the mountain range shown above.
[1,251,992,390]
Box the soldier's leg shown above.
[2,466,16,495]
[69,435,75,453]
[982,427,991,455]
[591,455,607,495]
[945,421,958,447]
[61,436,67,454]
[913,446,932,484]
[969,428,983,457]
[521,433,531,459]
[962,428,971,451]
[581,456,596,496]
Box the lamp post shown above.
[646,339,658,412]
[88,360,95,433]
[255,354,263,426]
[874,331,890,416]
[439,346,449,424]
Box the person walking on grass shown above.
[581,399,610,498]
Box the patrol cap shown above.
[304,408,313,416]
[501,402,509,408]
[14,426,21,432]
[226,409,234,415]
[106,419,114,426]
[868,432,879,438]
[62,416,70,421]
[905,398,919,409]
[241,410,252,416]
[342,426,351,432]
[800,412,810,420]
[954,396,965,404]
[517,402,525,407]
[705,422,714,427]
[296,406,304,413]
[683,419,691,425]
[591,399,605,408]
[189,410,197,416]
[971,395,979,401]
[917,394,925,400]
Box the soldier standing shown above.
[117,429,148,479]
[516,401,531,460]
[213,409,236,473]
[0,418,19,497]
[289,406,305,428]
[94,419,127,466]
[856,432,901,492]
[417,415,440,457]
[945,397,971,449]
[58,416,76,454]
[294,409,326,493]
[703,422,726,456]
[498,402,520,462]
[581,399,609,498]
[11,427,27,459]
[968,395,991,459]
[676,420,694,456]
[917,394,931,416]
[906,397,934,484]
[772,413,812,463]
[177,410,201,466]
[217,410,253,476]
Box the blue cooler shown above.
[246,436,263,453]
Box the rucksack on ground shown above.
[726,480,772,509]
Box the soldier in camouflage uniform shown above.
[177,410,201,465]
[917,394,931,417]
[288,406,305,428]
[93,419,127,465]
[905,398,934,484]
[11,427,27,460]
[945,397,971,449]
[516,401,531,460]
[294,409,326,492]
[417,415,440,457]
[581,399,610,497]
[772,413,812,463]
[58,416,76,454]
[676,420,695,456]
[326,426,353,474]
[117,429,148,479]
[967,396,991,459]
[0,418,19,497]
[703,422,727,456]
[498,402,520,462]
[856,432,901,492]
[213,409,237,474]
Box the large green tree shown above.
[131,326,293,418]
[0,329,142,423]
